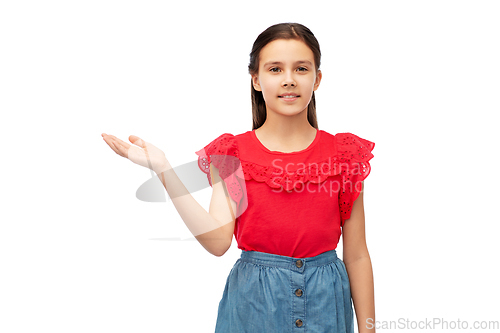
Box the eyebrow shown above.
[263,60,313,67]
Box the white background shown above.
[1,0,499,332]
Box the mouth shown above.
[279,94,299,102]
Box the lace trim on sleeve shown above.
[195,133,245,209]
[336,133,375,226]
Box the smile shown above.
[279,95,299,102]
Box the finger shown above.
[103,136,119,154]
[128,136,154,169]
[109,139,124,157]
[105,136,125,157]
[111,136,131,151]
[129,136,154,164]
[107,134,128,147]
[113,139,131,158]
[129,135,146,148]
[106,135,131,152]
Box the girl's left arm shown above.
[342,181,376,333]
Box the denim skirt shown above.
[214,249,354,333]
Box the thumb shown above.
[129,135,146,148]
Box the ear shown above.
[313,70,322,91]
[251,74,262,92]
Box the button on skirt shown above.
[214,249,354,333]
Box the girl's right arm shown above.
[102,133,236,257]
[156,161,236,257]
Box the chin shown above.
[273,108,308,116]
[265,101,309,115]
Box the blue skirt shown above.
[214,249,354,333]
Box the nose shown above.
[282,72,296,88]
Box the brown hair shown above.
[248,23,321,131]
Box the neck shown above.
[255,113,317,152]
[257,107,316,142]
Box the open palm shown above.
[102,133,168,174]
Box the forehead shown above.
[259,39,314,66]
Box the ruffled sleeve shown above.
[195,133,246,216]
[336,133,375,226]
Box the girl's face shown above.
[252,38,322,118]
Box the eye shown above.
[269,67,281,73]
[297,67,308,72]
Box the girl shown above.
[102,22,375,333]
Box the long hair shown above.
[248,23,321,130]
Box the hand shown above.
[102,133,170,175]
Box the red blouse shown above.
[195,129,375,258]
